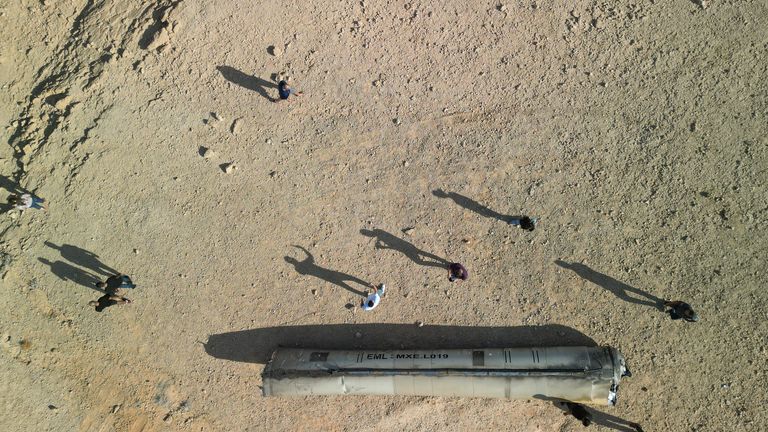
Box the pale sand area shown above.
[1,1,767,431]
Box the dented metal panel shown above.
[262,346,628,405]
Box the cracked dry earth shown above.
[1,0,767,431]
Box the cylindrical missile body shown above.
[262,346,628,405]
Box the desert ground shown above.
[1,0,767,431]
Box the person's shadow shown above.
[216,66,277,102]
[544,397,643,431]
[284,246,368,296]
[44,242,117,278]
[38,258,105,293]
[432,189,519,223]
[360,228,449,268]
[554,260,665,311]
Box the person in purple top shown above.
[275,80,303,102]
[447,263,468,282]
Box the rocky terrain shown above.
[1,0,767,431]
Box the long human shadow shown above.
[536,396,643,432]
[44,242,117,278]
[204,323,597,364]
[360,228,449,268]
[0,175,27,195]
[284,246,368,296]
[38,258,105,293]
[554,260,664,311]
[216,66,277,102]
[432,188,519,223]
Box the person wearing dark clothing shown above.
[89,293,131,312]
[664,300,699,322]
[96,274,136,292]
[563,402,592,426]
[448,263,468,282]
[276,80,303,102]
[509,216,537,231]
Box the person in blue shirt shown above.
[275,80,303,102]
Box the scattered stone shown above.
[497,4,507,12]
[133,249,140,255]
[402,160,409,167]
[220,163,237,174]
[230,118,242,135]
[112,404,121,414]
[147,28,171,51]
[199,147,215,159]
[48,405,58,410]
[311,289,317,296]
[163,412,173,423]
[211,112,223,122]
[393,118,401,125]
[372,79,383,87]
[268,45,282,56]
[416,320,424,327]
[402,227,415,236]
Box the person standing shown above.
[361,284,386,311]
[509,216,537,231]
[89,292,131,312]
[8,193,46,211]
[664,301,699,322]
[447,263,468,282]
[275,80,303,102]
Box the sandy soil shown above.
[1,0,767,431]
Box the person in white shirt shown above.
[8,193,47,211]
[361,284,386,311]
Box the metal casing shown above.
[262,346,626,405]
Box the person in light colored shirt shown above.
[361,284,386,311]
[8,193,47,211]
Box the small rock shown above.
[416,320,424,327]
[133,249,139,255]
[268,45,282,56]
[311,289,317,296]
[211,112,223,122]
[393,118,401,125]
[54,95,72,111]
[230,118,242,135]
[402,160,409,167]
[163,412,173,423]
[497,4,507,12]
[372,79,382,87]
[200,147,215,159]
[402,227,415,236]
[112,404,121,414]
[221,163,237,174]
[48,405,58,410]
